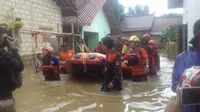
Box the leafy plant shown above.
[160,13,182,18]
[161,24,178,53]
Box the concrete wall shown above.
[82,9,111,41]
[0,0,62,65]
[183,0,200,44]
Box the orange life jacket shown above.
[59,50,75,62]
[123,48,148,76]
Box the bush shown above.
[161,24,178,53]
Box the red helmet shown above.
[148,40,157,45]
[42,45,54,54]
[121,37,128,41]
[142,34,151,40]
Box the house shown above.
[151,17,182,47]
[0,0,62,65]
[168,0,196,44]
[62,0,120,51]
[119,15,181,48]
[120,15,154,37]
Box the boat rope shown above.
[82,53,89,72]
[83,60,87,72]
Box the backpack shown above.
[127,49,140,66]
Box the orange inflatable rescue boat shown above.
[66,53,106,77]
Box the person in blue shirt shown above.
[42,46,60,81]
[171,19,200,112]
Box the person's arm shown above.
[0,49,24,72]
[51,56,60,66]
[172,57,183,93]
[122,53,129,61]
[140,48,148,59]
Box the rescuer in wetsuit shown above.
[101,34,123,92]
[42,46,60,81]
[122,36,148,82]
[0,23,24,112]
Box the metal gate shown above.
[178,24,188,53]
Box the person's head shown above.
[129,35,140,49]
[142,34,151,45]
[42,46,54,56]
[148,40,157,48]
[124,41,129,46]
[121,37,128,44]
[101,34,114,51]
[142,34,151,41]
[190,19,200,49]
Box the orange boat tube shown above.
[66,53,106,76]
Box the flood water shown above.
[14,57,176,112]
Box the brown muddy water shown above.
[14,57,175,112]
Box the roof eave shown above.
[121,28,150,32]
[150,32,162,35]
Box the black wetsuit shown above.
[101,50,122,92]
[0,48,24,100]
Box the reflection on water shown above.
[14,57,174,112]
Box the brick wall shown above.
[0,0,62,65]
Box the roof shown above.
[120,15,154,32]
[151,17,182,35]
[62,0,106,26]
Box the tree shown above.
[119,4,126,21]
[143,5,150,15]
[160,13,182,18]
[127,7,135,16]
[126,5,150,16]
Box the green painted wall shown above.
[82,9,111,50]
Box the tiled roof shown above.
[120,15,154,32]
[151,17,182,35]
[62,0,106,26]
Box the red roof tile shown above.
[120,15,154,32]
[63,0,106,26]
[151,17,182,34]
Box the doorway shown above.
[84,31,99,51]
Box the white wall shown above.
[183,0,200,44]
[82,9,111,41]
[0,0,62,58]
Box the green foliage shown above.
[126,5,150,16]
[160,13,182,18]
[161,24,178,53]
[137,35,142,41]
[119,4,126,21]
[111,0,125,21]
